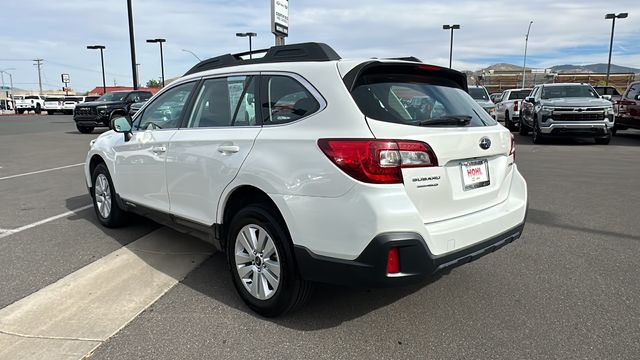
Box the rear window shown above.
[468,87,489,101]
[45,97,62,101]
[350,72,497,127]
[509,90,531,100]
[26,96,40,100]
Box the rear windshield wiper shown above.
[417,115,472,126]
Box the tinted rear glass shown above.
[65,97,83,102]
[541,85,599,99]
[351,73,496,127]
[509,90,531,100]
[44,97,62,101]
[594,87,621,96]
[97,92,127,102]
[468,87,489,100]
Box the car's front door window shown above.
[133,83,196,131]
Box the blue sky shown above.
[1,0,638,93]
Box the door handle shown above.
[151,146,167,154]
[217,145,240,154]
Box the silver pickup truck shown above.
[520,83,614,144]
[495,88,532,131]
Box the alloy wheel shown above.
[94,173,112,219]
[234,224,281,300]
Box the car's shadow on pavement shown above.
[183,252,442,330]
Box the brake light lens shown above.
[387,247,400,274]
[513,100,518,112]
[317,139,438,184]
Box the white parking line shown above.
[0,205,93,239]
[0,227,215,360]
[0,163,84,181]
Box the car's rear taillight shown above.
[509,133,516,162]
[513,100,518,112]
[317,139,438,184]
[387,247,400,274]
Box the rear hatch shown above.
[342,62,514,223]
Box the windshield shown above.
[469,87,489,101]
[351,74,497,127]
[541,85,599,99]
[97,92,127,102]
[509,90,531,100]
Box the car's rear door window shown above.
[186,75,258,128]
[133,82,196,130]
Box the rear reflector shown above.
[387,247,400,274]
[318,139,438,184]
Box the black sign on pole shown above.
[61,73,70,95]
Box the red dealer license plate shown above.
[461,159,490,191]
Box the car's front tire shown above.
[532,117,545,144]
[91,163,126,228]
[226,204,312,317]
[77,125,94,134]
[595,134,611,145]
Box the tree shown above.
[146,79,161,88]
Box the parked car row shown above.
[43,96,100,115]
[489,81,640,144]
[73,90,152,133]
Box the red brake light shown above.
[416,65,441,72]
[387,247,400,274]
[317,139,438,184]
[513,100,518,112]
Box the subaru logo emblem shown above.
[479,137,491,150]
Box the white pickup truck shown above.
[495,88,532,131]
[15,95,45,114]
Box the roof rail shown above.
[184,42,342,76]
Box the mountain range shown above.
[482,63,639,74]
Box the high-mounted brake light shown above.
[416,65,441,72]
[317,139,438,184]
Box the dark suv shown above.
[73,91,153,133]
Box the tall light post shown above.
[522,21,533,88]
[236,32,257,59]
[87,45,107,94]
[605,13,628,87]
[182,49,202,61]
[146,38,166,87]
[442,25,460,68]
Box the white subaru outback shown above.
[85,42,528,316]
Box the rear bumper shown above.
[295,219,525,287]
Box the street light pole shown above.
[605,13,628,87]
[87,45,107,94]
[522,21,533,88]
[146,38,166,87]
[442,25,460,68]
[236,32,258,59]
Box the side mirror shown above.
[525,96,535,103]
[636,94,640,101]
[111,116,133,141]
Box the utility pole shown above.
[127,0,139,90]
[605,13,628,87]
[33,59,43,94]
[522,21,533,88]
[442,25,460,68]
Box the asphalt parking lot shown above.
[1,114,639,360]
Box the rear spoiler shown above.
[342,61,468,93]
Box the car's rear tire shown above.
[595,135,611,145]
[226,204,313,317]
[17,109,24,114]
[35,104,41,114]
[91,163,127,228]
[77,125,94,134]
